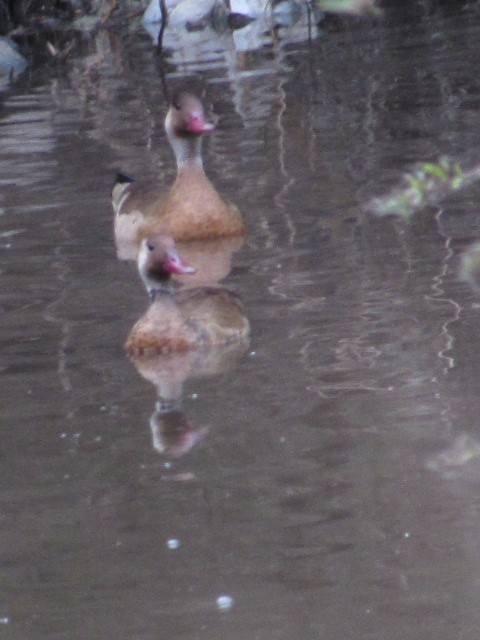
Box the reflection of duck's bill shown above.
[150,408,210,457]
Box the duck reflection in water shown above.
[126,233,250,456]
[150,400,209,458]
[131,343,249,457]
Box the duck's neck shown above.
[164,113,204,170]
[170,134,204,171]
[149,280,176,301]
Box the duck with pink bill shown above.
[113,91,247,253]
[126,234,250,355]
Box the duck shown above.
[125,233,250,355]
[113,91,247,253]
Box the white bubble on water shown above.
[167,539,180,550]
[216,595,233,611]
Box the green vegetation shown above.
[362,156,478,221]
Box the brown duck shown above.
[113,92,247,249]
[125,233,250,354]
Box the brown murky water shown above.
[3,4,480,639]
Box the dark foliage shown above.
[0,0,89,34]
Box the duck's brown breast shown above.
[125,287,250,355]
[125,298,195,355]
[143,169,247,241]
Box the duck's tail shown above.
[114,172,134,186]
[112,172,134,215]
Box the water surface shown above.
[3,4,480,639]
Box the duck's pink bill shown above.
[186,116,215,135]
[165,251,197,275]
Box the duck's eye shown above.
[172,99,181,111]
[147,242,155,251]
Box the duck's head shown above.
[165,92,215,167]
[166,92,215,137]
[138,233,196,298]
